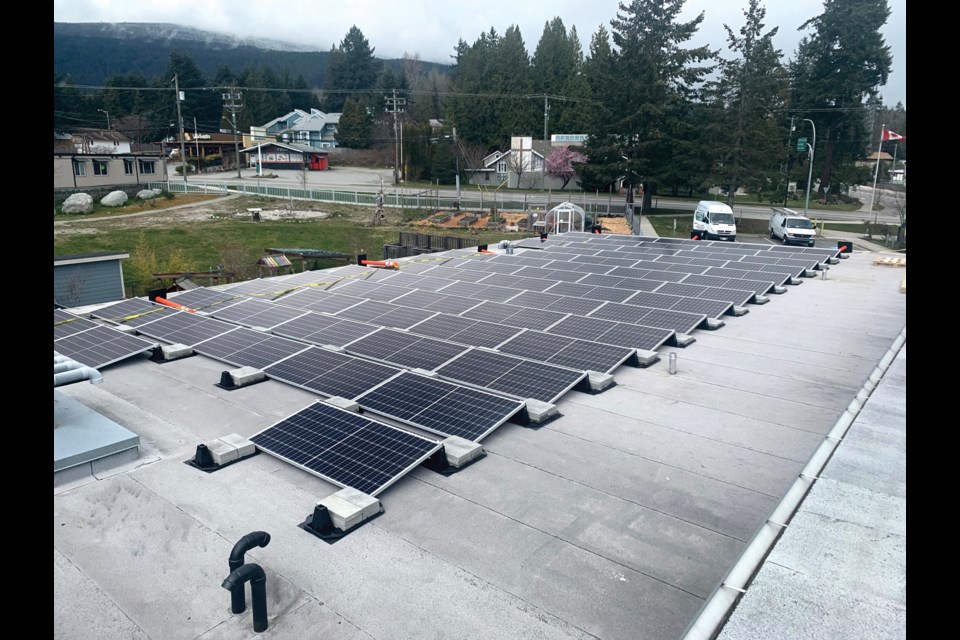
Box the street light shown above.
[98,109,110,130]
[802,119,816,216]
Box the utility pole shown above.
[193,117,201,174]
[801,119,817,216]
[384,89,406,185]
[173,74,187,185]
[453,127,460,205]
[222,87,243,179]
[98,109,111,131]
[783,115,796,206]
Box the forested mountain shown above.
[53,22,450,89]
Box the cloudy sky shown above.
[53,0,906,107]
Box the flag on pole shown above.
[882,129,905,141]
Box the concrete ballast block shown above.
[160,343,193,360]
[218,433,256,458]
[207,439,239,466]
[318,488,381,531]
[525,398,558,423]
[441,436,484,467]
[323,397,361,412]
[228,366,266,387]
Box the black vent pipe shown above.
[228,531,270,613]
[222,563,268,633]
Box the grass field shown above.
[54,194,539,297]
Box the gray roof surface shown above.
[53,236,907,640]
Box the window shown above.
[73,160,85,177]
[497,161,507,175]
[139,160,156,175]
[93,161,108,176]
[124,159,134,175]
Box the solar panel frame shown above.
[496,330,634,373]
[133,310,238,346]
[192,326,311,370]
[54,324,158,369]
[353,372,525,442]
[250,400,442,497]
[54,310,100,339]
[343,328,469,371]
[208,297,311,330]
[271,312,381,347]
[434,348,586,404]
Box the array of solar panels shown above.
[61,232,838,497]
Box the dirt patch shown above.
[411,210,632,235]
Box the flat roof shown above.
[53,240,906,639]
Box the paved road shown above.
[171,164,903,225]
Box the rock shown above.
[101,190,129,207]
[62,193,94,214]
[136,189,158,200]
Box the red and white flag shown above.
[882,129,905,141]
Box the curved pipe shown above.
[53,354,103,386]
[228,532,270,614]
[230,531,271,567]
[222,563,268,632]
[222,563,265,591]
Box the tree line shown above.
[53,0,905,202]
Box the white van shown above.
[692,201,737,241]
[769,208,816,247]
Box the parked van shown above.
[769,207,816,247]
[692,201,737,241]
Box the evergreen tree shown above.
[322,26,383,112]
[531,18,581,135]
[336,96,374,148]
[704,0,790,204]
[789,0,893,196]
[605,0,715,208]
[577,25,621,191]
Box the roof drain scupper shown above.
[681,327,906,640]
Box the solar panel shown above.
[636,308,706,335]
[354,372,524,442]
[434,349,585,403]
[54,310,100,339]
[134,311,238,346]
[681,273,774,296]
[704,266,790,287]
[366,305,439,330]
[192,326,310,370]
[544,281,636,303]
[263,346,400,399]
[501,307,569,331]
[250,401,442,497]
[589,302,705,334]
[344,329,469,371]
[209,297,310,329]
[655,282,755,307]
[89,298,164,324]
[272,313,379,347]
[624,291,732,318]
[54,324,158,369]
[393,291,483,315]
[496,330,634,373]
[166,288,239,310]
[274,288,366,314]
[461,302,523,324]
[217,278,296,298]
[407,314,521,348]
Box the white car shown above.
[770,208,816,247]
